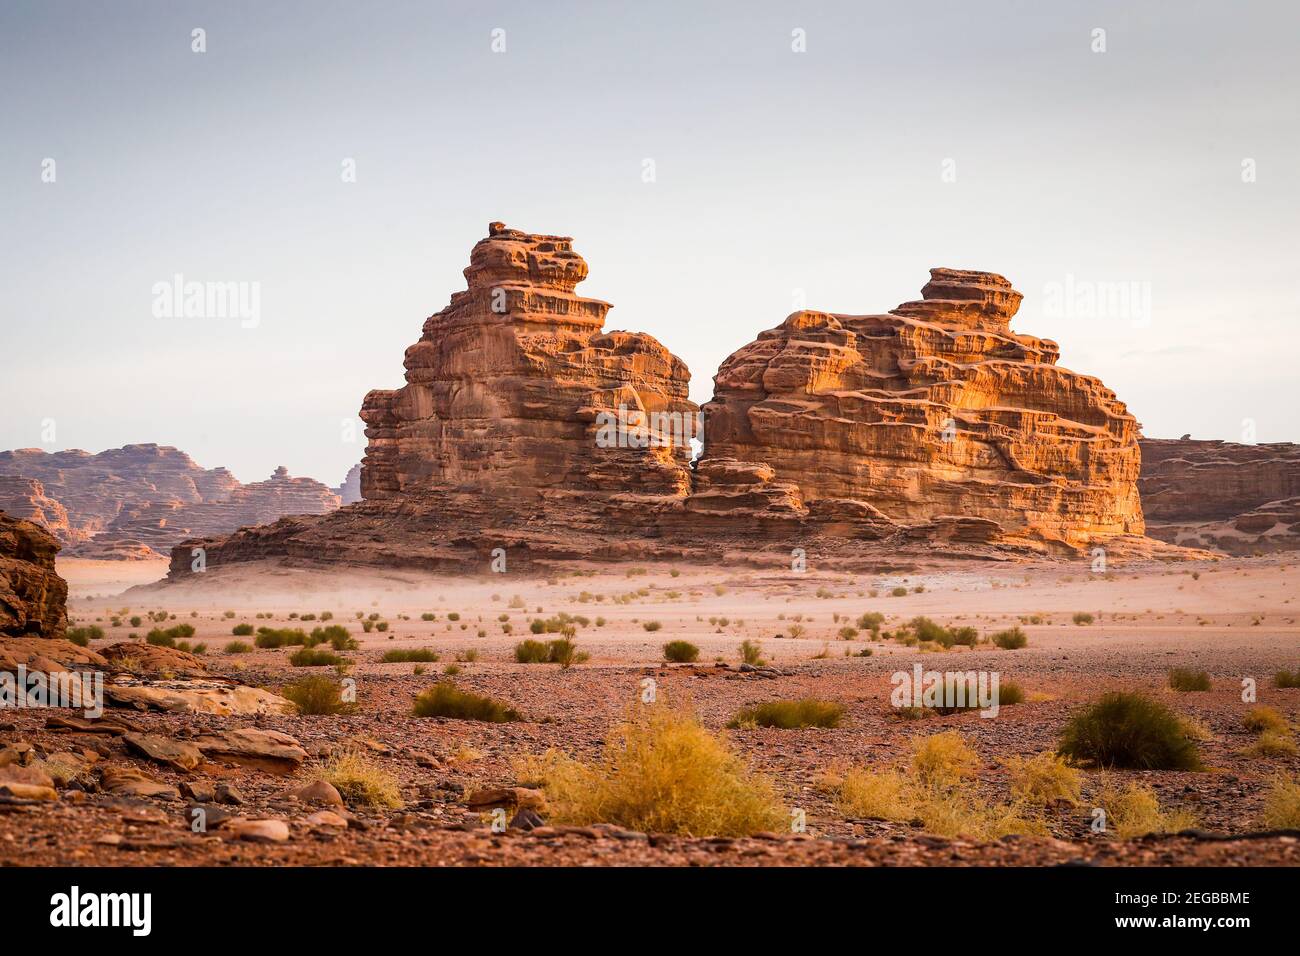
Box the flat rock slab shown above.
[100,765,179,800]
[192,728,307,775]
[226,818,290,843]
[123,732,204,771]
[0,763,57,801]
[45,714,133,735]
[105,681,295,716]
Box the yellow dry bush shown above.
[1244,730,1298,758]
[515,703,785,837]
[321,749,403,809]
[911,731,979,789]
[1094,777,1197,839]
[828,732,1046,840]
[1003,752,1083,806]
[1259,774,1300,829]
[1243,705,1289,736]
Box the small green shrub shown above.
[663,640,700,663]
[289,647,347,667]
[223,641,252,654]
[381,648,440,663]
[992,627,1028,650]
[1058,692,1202,770]
[282,675,355,715]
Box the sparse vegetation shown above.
[1094,777,1197,839]
[288,647,347,667]
[231,623,254,636]
[65,625,103,646]
[223,640,252,654]
[728,698,844,729]
[255,627,308,649]
[1275,668,1300,689]
[412,683,521,722]
[1244,731,1298,758]
[1072,612,1094,626]
[321,750,402,809]
[1243,705,1289,735]
[282,675,355,715]
[662,640,699,663]
[1057,692,1202,770]
[1167,667,1211,692]
[739,640,765,666]
[380,648,440,663]
[991,627,1028,650]
[1259,774,1300,829]
[642,620,663,632]
[1003,752,1082,806]
[515,703,784,837]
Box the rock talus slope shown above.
[168,226,1157,576]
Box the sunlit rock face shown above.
[699,268,1145,548]
[0,510,67,639]
[359,222,697,510]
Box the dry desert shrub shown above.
[289,647,347,667]
[1243,705,1289,735]
[1167,667,1211,692]
[824,732,1046,840]
[412,682,521,722]
[991,627,1028,650]
[281,675,355,716]
[662,640,699,663]
[739,639,765,666]
[1275,668,1300,689]
[321,750,402,809]
[380,648,440,663]
[1003,752,1082,806]
[514,703,785,837]
[1259,774,1300,829]
[1244,731,1298,758]
[1057,692,1203,770]
[1093,777,1197,839]
[728,698,844,729]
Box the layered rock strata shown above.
[168,225,1155,577]
[0,511,68,638]
[699,269,1145,548]
[1139,438,1300,554]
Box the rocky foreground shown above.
[3,554,1298,867]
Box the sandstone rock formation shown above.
[1139,438,1300,553]
[168,225,1157,576]
[0,446,341,559]
[0,510,68,638]
[698,268,1145,548]
[334,463,362,504]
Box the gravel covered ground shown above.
[2,554,1297,866]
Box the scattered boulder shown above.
[0,763,57,801]
[284,779,345,808]
[100,765,179,799]
[192,728,307,775]
[0,510,67,638]
[123,732,204,772]
[226,818,290,843]
[104,680,294,716]
[101,642,207,677]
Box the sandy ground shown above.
[2,553,1297,866]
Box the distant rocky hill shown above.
[1139,438,1300,554]
[334,463,362,504]
[0,445,341,560]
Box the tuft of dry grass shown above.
[1093,777,1197,839]
[824,732,1045,839]
[1243,705,1289,735]
[1244,731,1298,758]
[728,698,844,729]
[321,750,403,809]
[1258,774,1300,829]
[514,703,785,837]
[1003,752,1082,806]
[662,640,700,663]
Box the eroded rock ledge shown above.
[168,223,1158,577]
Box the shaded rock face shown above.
[334,463,362,504]
[0,511,68,638]
[1139,438,1300,554]
[0,446,340,560]
[700,269,1144,548]
[168,227,1159,577]
[359,222,696,514]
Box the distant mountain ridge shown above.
[0,444,344,560]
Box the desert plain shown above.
[2,551,1296,867]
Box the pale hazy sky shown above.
[2,0,1296,485]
